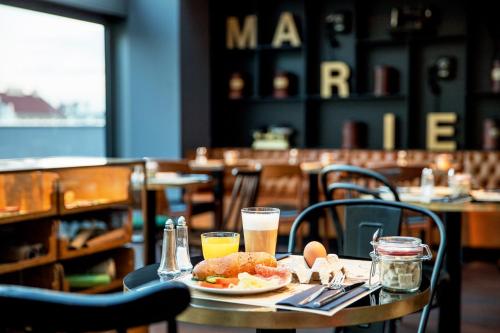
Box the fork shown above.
[298,273,345,305]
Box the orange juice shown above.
[201,232,239,259]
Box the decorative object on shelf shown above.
[273,71,297,98]
[426,112,457,151]
[0,243,44,262]
[342,121,366,149]
[389,5,438,37]
[491,57,500,93]
[374,65,400,96]
[252,127,294,150]
[272,12,301,48]
[321,61,350,98]
[325,11,352,47]
[435,57,457,80]
[428,56,457,95]
[66,258,116,289]
[483,118,499,150]
[383,113,396,150]
[226,15,257,49]
[229,72,249,99]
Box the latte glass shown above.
[241,207,280,256]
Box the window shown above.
[0,4,106,158]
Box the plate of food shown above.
[186,252,292,295]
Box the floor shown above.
[131,242,500,333]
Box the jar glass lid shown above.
[373,236,423,256]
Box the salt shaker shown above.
[157,219,180,279]
[176,216,193,273]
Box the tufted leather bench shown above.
[186,148,500,248]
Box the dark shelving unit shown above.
[210,0,500,150]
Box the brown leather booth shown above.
[186,148,500,248]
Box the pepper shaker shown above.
[176,216,193,273]
[157,219,180,280]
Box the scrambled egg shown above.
[236,273,280,289]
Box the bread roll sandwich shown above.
[192,252,277,280]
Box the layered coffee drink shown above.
[241,207,280,256]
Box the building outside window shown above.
[0,4,106,158]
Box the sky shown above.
[0,4,105,113]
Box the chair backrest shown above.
[371,165,424,187]
[287,199,446,333]
[222,167,262,232]
[260,163,304,206]
[320,165,400,252]
[320,164,400,201]
[0,281,190,333]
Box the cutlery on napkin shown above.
[277,282,370,311]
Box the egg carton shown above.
[286,254,346,285]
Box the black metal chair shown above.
[320,165,400,253]
[0,280,190,333]
[288,199,446,333]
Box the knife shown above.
[311,282,365,308]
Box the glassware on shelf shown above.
[420,168,435,200]
[223,150,239,166]
[288,148,299,165]
[195,147,208,164]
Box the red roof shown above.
[0,92,63,117]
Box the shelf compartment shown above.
[357,35,466,47]
[0,263,64,290]
[61,247,134,294]
[307,94,407,102]
[58,166,133,215]
[0,171,58,225]
[0,220,58,275]
[58,210,132,260]
[227,96,306,103]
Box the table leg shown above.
[308,173,320,240]
[212,170,225,229]
[144,190,157,265]
[439,211,462,333]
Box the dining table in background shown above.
[143,168,219,265]
[401,197,500,333]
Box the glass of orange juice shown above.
[201,232,240,259]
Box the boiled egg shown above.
[303,241,327,267]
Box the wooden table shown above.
[143,173,214,265]
[124,260,430,333]
[401,198,500,333]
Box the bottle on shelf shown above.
[491,55,500,94]
[157,219,180,280]
[176,216,193,274]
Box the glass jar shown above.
[370,236,432,292]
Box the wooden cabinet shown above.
[0,158,145,293]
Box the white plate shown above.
[182,274,292,295]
